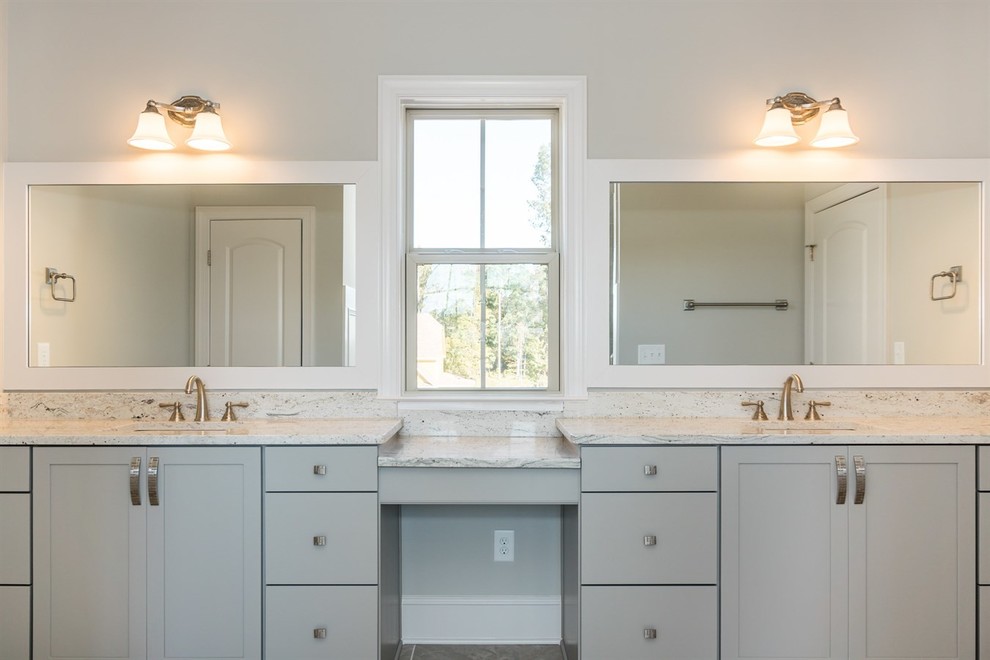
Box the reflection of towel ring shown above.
[45,267,76,303]
[930,266,961,302]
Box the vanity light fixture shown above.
[754,92,859,148]
[127,95,231,151]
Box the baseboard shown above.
[401,595,562,644]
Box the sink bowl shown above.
[130,421,241,434]
[744,420,860,434]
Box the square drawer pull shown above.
[314,627,327,639]
[644,627,657,640]
[313,535,327,546]
[643,535,657,546]
[313,465,327,476]
[644,465,658,476]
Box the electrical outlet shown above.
[494,529,514,562]
[637,344,666,365]
[893,341,906,365]
[37,342,50,367]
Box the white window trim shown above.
[378,75,587,404]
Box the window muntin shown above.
[406,109,558,392]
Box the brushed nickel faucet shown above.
[184,375,210,422]
[778,373,804,421]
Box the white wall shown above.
[30,185,193,366]
[400,505,562,641]
[401,505,561,597]
[4,1,988,162]
[29,184,346,367]
[616,183,806,365]
[887,183,981,364]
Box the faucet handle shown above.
[742,400,769,421]
[804,400,832,421]
[159,401,185,422]
[221,402,249,422]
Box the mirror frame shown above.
[584,158,990,389]
[3,160,381,390]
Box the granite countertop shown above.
[378,435,581,468]
[556,416,990,445]
[0,417,403,446]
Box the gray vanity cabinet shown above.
[263,446,379,659]
[580,446,718,660]
[721,445,975,660]
[0,447,30,660]
[33,446,262,660]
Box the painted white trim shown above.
[400,595,561,645]
[3,160,381,390]
[585,158,990,389]
[378,75,587,401]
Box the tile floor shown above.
[397,644,564,660]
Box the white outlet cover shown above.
[637,344,666,365]
[494,529,514,562]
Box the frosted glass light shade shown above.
[127,109,175,150]
[754,104,799,147]
[186,110,231,151]
[810,106,859,148]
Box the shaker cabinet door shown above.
[146,447,262,660]
[848,446,974,660]
[33,447,148,660]
[721,446,849,660]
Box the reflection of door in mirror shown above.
[805,185,885,365]
[196,208,312,367]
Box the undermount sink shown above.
[743,420,860,434]
[130,421,242,434]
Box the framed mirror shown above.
[584,159,990,389]
[4,161,380,390]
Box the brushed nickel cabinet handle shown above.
[148,457,160,506]
[854,455,866,504]
[313,535,327,546]
[644,465,658,476]
[313,465,327,476]
[643,535,657,546]
[835,455,848,505]
[130,457,142,506]
[313,627,327,639]
[644,628,657,640]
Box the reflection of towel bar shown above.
[46,267,76,303]
[683,299,788,311]
[930,266,961,301]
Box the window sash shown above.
[405,109,560,253]
[405,254,560,392]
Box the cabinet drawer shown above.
[581,446,716,492]
[0,586,29,660]
[265,446,377,492]
[582,492,716,584]
[266,585,377,659]
[0,448,29,492]
[266,492,378,584]
[0,495,30,584]
[581,586,716,660]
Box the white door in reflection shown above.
[195,207,315,366]
[805,186,886,365]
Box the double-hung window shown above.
[405,109,559,392]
